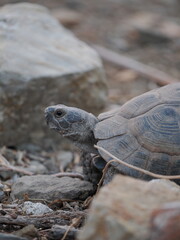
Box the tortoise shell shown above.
[94,83,180,180]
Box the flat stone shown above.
[78,176,180,240]
[0,3,107,148]
[0,233,27,240]
[11,175,94,201]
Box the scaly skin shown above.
[45,104,99,154]
[45,104,105,185]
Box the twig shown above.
[17,151,25,165]
[83,196,94,208]
[0,154,33,176]
[0,167,11,171]
[0,210,86,229]
[61,216,82,240]
[95,145,180,188]
[93,44,179,86]
[0,153,11,166]
[51,172,84,180]
[0,166,33,176]
[22,198,76,205]
[2,204,18,209]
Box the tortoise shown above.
[45,83,180,185]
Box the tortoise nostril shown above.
[44,107,56,124]
[45,107,55,114]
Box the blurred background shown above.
[0,0,180,151]
[1,0,180,104]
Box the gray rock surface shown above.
[0,233,27,240]
[11,175,94,201]
[0,3,107,148]
[22,201,53,215]
[78,176,180,240]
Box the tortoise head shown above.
[45,104,99,153]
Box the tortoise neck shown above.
[72,112,99,154]
[75,139,98,154]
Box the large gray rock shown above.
[0,3,107,148]
[11,175,94,201]
[78,176,180,240]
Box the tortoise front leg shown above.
[81,153,103,186]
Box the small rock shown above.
[108,38,130,51]
[25,161,48,174]
[49,225,79,240]
[13,224,38,239]
[11,175,94,201]
[55,151,74,171]
[0,183,4,190]
[22,201,53,215]
[128,28,172,46]
[0,161,47,180]
[126,12,180,46]
[78,176,180,240]
[0,170,15,181]
[18,143,42,153]
[150,202,180,240]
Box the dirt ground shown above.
[0,0,180,239]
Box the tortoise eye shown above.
[55,109,65,118]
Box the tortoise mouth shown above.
[45,113,71,136]
[47,121,60,132]
[45,113,61,131]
